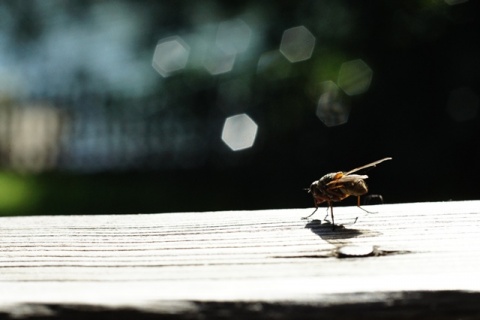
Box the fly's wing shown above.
[344,157,392,175]
[326,174,368,186]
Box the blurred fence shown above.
[0,95,211,173]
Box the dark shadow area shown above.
[304,219,365,242]
[1,1,479,216]
[3,291,480,319]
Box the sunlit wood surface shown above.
[1,200,480,319]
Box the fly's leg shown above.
[302,201,319,220]
[356,196,375,214]
[329,203,335,230]
[345,196,376,226]
[323,208,329,221]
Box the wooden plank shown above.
[1,200,480,318]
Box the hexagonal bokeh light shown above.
[316,81,350,127]
[446,87,479,122]
[279,26,316,63]
[216,19,252,55]
[152,36,190,77]
[221,113,258,151]
[203,48,236,75]
[337,59,373,96]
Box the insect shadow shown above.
[304,219,365,243]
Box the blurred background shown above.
[0,0,479,216]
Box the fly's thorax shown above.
[309,172,342,197]
[318,172,341,187]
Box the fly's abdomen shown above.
[347,179,368,196]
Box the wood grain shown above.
[1,200,480,318]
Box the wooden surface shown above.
[1,200,480,319]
